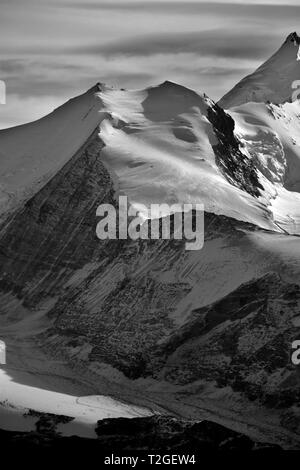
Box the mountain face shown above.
[1,35,300,450]
[219,32,300,109]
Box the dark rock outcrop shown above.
[207,103,264,197]
[0,415,283,455]
[0,130,116,307]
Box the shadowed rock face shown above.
[218,32,300,108]
[150,275,300,407]
[207,103,264,197]
[25,409,74,434]
[0,130,117,307]
[94,415,282,452]
[0,415,282,454]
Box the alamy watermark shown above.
[291,340,300,366]
[0,340,6,365]
[96,196,204,251]
[0,80,6,105]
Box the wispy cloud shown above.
[75,29,279,60]
[0,0,299,128]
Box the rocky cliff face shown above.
[207,103,264,197]
[219,32,300,108]
[0,130,116,308]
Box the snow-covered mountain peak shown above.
[278,31,300,59]
[1,69,300,234]
[284,31,300,46]
[219,32,300,109]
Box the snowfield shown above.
[98,82,278,231]
[230,100,300,233]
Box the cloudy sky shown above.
[0,0,299,128]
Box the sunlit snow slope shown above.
[0,84,104,216]
[219,32,300,108]
[230,101,300,234]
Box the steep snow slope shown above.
[219,32,300,109]
[0,84,104,217]
[229,100,300,233]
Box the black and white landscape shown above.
[0,1,300,457]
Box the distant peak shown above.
[285,32,300,45]
[86,82,104,94]
[158,80,181,88]
[156,80,199,95]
